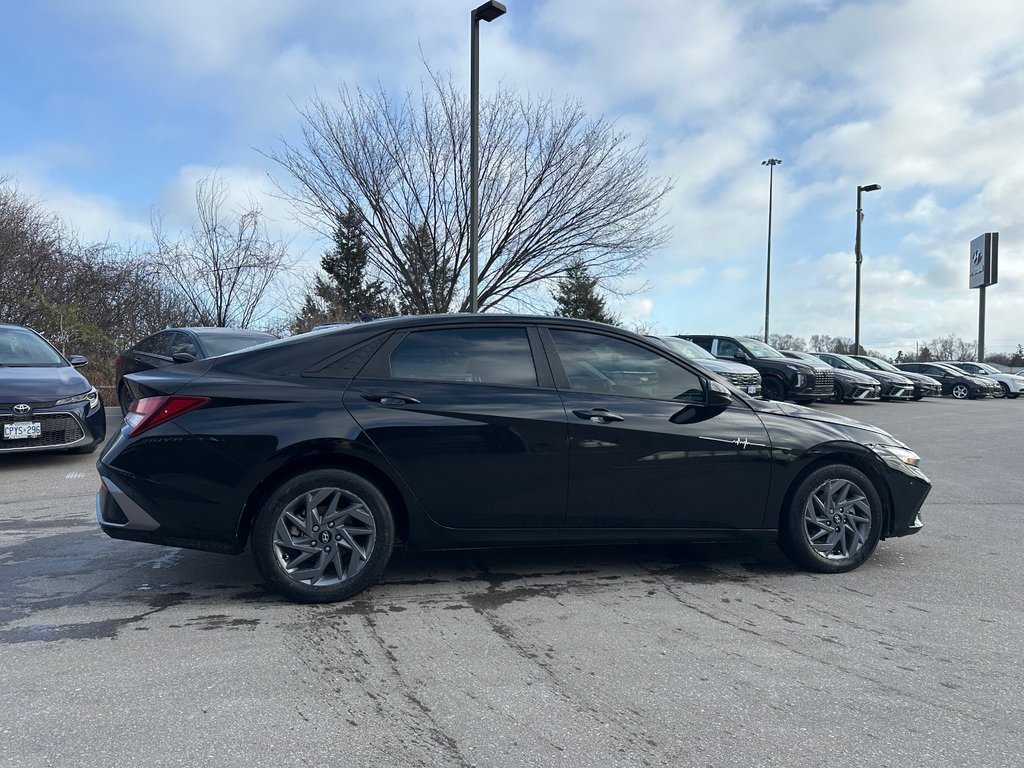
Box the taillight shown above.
[125,396,210,437]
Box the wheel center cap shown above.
[832,513,843,524]
[319,531,331,544]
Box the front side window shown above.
[136,333,172,357]
[550,330,704,403]
[389,328,538,387]
[715,338,743,358]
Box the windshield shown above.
[864,357,899,373]
[200,332,277,357]
[837,354,873,371]
[655,336,716,361]
[742,338,785,359]
[972,363,998,374]
[786,351,824,366]
[0,327,66,367]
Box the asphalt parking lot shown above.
[1,399,1021,768]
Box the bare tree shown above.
[266,69,671,313]
[150,175,295,328]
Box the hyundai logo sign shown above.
[969,233,999,289]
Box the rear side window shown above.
[168,333,198,357]
[389,328,538,387]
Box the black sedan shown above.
[849,355,942,400]
[115,327,276,412]
[97,315,930,603]
[897,362,994,399]
[0,324,106,454]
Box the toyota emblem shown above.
[13,404,31,416]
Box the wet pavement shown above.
[1,401,1021,767]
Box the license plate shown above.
[747,385,759,395]
[4,422,41,440]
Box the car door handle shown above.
[572,408,624,423]
[361,392,421,406]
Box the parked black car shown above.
[651,335,762,397]
[812,352,915,401]
[0,324,106,454]
[683,335,833,403]
[781,351,880,403]
[115,327,277,412]
[896,362,994,399]
[848,355,942,400]
[97,315,929,603]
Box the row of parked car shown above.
[656,334,1023,403]
[3,320,1021,458]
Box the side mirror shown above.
[732,352,746,361]
[67,355,89,368]
[172,352,198,364]
[707,380,733,408]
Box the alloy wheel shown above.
[802,478,873,560]
[272,487,377,587]
[951,384,969,399]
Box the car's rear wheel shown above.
[951,384,970,399]
[779,464,882,573]
[117,382,133,414]
[762,378,786,401]
[251,469,395,603]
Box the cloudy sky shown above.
[2,0,1022,356]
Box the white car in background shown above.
[941,361,1024,399]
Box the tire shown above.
[778,464,882,574]
[951,384,970,400]
[830,382,846,404]
[117,382,134,414]
[998,383,1010,398]
[762,378,786,401]
[251,469,395,603]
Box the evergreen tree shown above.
[398,222,453,314]
[551,260,619,325]
[291,203,395,332]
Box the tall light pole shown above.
[854,183,881,353]
[762,158,781,343]
[469,0,506,313]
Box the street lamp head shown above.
[473,0,506,22]
[858,183,881,192]
[762,158,782,167]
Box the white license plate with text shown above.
[4,422,42,440]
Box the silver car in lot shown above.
[651,336,762,397]
[939,361,1024,399]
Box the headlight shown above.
[56,388,100,410]
[869,444,921,468]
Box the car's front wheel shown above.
[762,378,786,401]
[779,464,882,573]
[251,469,395,603]
[951,384,970,399]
